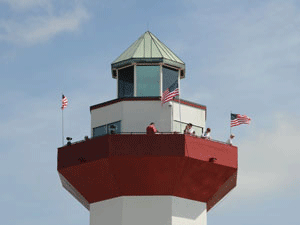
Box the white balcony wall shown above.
[91,100,206,136]
[91,102,123,131]
[121,101,171,133]
[172,102,206,133]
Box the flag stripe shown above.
[230,114,251,127]
[161,88,179,104]
[61,95,68,110]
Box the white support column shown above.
[116,69,119,98]
[160,64,163,96]
[178,70,180,95]
[178,69,182,133]
[134,64,137,97]
[90,196,207,225]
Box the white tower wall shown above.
[90,196,207,225]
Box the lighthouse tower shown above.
[57,31,238,225]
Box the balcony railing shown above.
[62,132,230,147]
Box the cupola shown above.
[111,31,185,98]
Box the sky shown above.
[0,0,299,224]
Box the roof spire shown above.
[111,31,185,72]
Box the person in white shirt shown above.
[227,134,235,145]
[201,128,211,140]
[184,123,195,135]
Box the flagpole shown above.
[62,93,64,146]
[62,107,64,146]
[179,95,182,133]
[171,100,173,132]
[177,72,182,133]
[230,111,232,135]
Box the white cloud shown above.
[169,1,300,86]
[0,0,52,10]
[232,112,300,200]
[209,112,300,214]
[202,2,300,81]
[0,1,90,45]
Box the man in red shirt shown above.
[146,122,158,135]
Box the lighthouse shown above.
[57,31,238,225]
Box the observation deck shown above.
[57,133,237,211]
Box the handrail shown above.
[61,132,229,147]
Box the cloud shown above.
[168,1,300,85]
[0,1,90,45]
[0,0,52,10]
[216,2,300,78]
[231,112,300,201]
[208,112,300,215]
[172,1,300,131]
[167,1,300,210]
[188,1,300,84]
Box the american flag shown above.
[61,95,68,110]
[231,113,251,127]
[161,81,179,104]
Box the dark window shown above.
[163,66,178,92]
[118,66,134,98]
[93,125,107,137]
[107,121,121,134]
[93,121,122,137]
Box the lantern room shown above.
[111,31,185,98]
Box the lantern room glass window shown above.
[118,66,134,98]
[136,66,160,97]
[162,66,178,92]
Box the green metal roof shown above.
[111,31,185,70]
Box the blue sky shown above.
[1,0,299,224]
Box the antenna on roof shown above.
[147,22,149,31]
